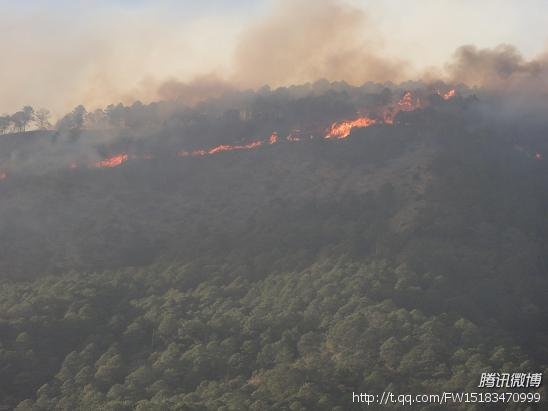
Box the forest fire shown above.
[325,117,377,139]
[95,153,128,168]
[384,90,425,123]
[443,89,456,100]
[325,90,426,138]
[11,88,462,176]
[0,88,459,178]
[435,88,457,100]
[178,140,263,158]
[397,91,420,111]
[209,140,262,154]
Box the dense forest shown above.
[0,84,547,409]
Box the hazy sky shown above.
[2,0,548,116]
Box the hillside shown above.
[0,89,547,409]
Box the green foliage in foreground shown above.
[1,258,545,410]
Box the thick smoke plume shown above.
[442,44,548,125]
[2,0,548,117]
[230,0,407,88]
[446,44,548,93]
[153,0,407,104]
[1,0,410,115]
[156,74,235,105]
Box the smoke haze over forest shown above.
[1,2,548,410]
[2,0,548,117]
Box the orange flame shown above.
[88,91,430,169]
[91,93,434,168]
[325,91,422,139]
[208,140,262,155]
[207,145,234,155]
[397,91,422,111]
[382,90,424,124]
[178,141,263,158]
[95,153,128,168]
[443,89,456,100]
[325,117,377,139]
